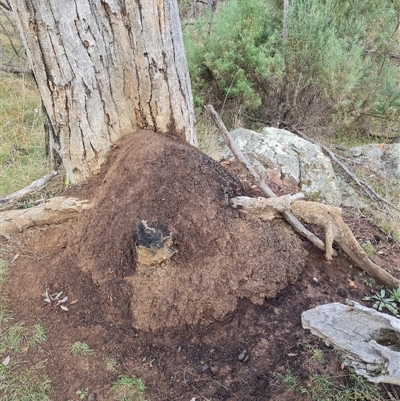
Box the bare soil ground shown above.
[2,130,400,400]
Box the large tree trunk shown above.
[11,0,196,183]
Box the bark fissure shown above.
[145,54,158,130]
[135,0,144,32]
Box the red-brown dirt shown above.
[2,129,400,400]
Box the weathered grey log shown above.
[302,300,400,385]
[0,197,92,239]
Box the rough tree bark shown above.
[11,0,196,183]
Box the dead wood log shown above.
[0,197,92,239]
[302,300,400,385]
[0,170,58,208]
[230,194,304,220]
[205,104,329,255]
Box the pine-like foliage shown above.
[183,0,400,137]
[184,0,284,110]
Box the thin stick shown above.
[0,65,32,75]
[205,104,327,254]
[0,170,58,207]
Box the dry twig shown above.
[0,170,58,208]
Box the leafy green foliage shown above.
[184,0,284,110]
[363,288,399,316]
[389,286,400,302]
[284,0,400,134]
[183,0,400,136]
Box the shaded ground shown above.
[2,130,400,400]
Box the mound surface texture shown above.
[72,130,307,330]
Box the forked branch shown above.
[205,104,328,254]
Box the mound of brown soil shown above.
[5,130,400,400]
[71,130,308,330]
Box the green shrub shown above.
[284,0,400,135]
[184,0,284,111]
[184,0,400,137]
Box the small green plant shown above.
[76,387,89,400]
[70,341,95,356]
[361,241,376,257]
[363,288,399,316]
[362,278,376,288]
[105,356,118,373]
[276,369,298,391]
[27,323,47,347]
[43,288,69,312]
[389,286,400,302]
[111,376,147,401]
[309,346,325,363]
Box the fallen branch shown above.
[0,197,92,239]
[232,195,400,288]
[0,170,58,208]
[0,65,32,75]
[205,104,329,255]
[284,123,400,213]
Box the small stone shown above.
[88,393,97,401]
[238,349,248,361]
[201,363,209,372]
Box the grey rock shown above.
[238,349,248,361]
[302,300,400,385]
[227,127,341,205]
[337,177,368,209]
[87,393,97,401]
[345,143,400,184]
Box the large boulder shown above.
[227,127,342,205]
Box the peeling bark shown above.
[11,0,196,183]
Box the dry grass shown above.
[0,71,46,196]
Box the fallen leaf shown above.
[348,279,357,288]
[2,355,10,366]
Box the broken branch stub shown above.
[302,300,400,385]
